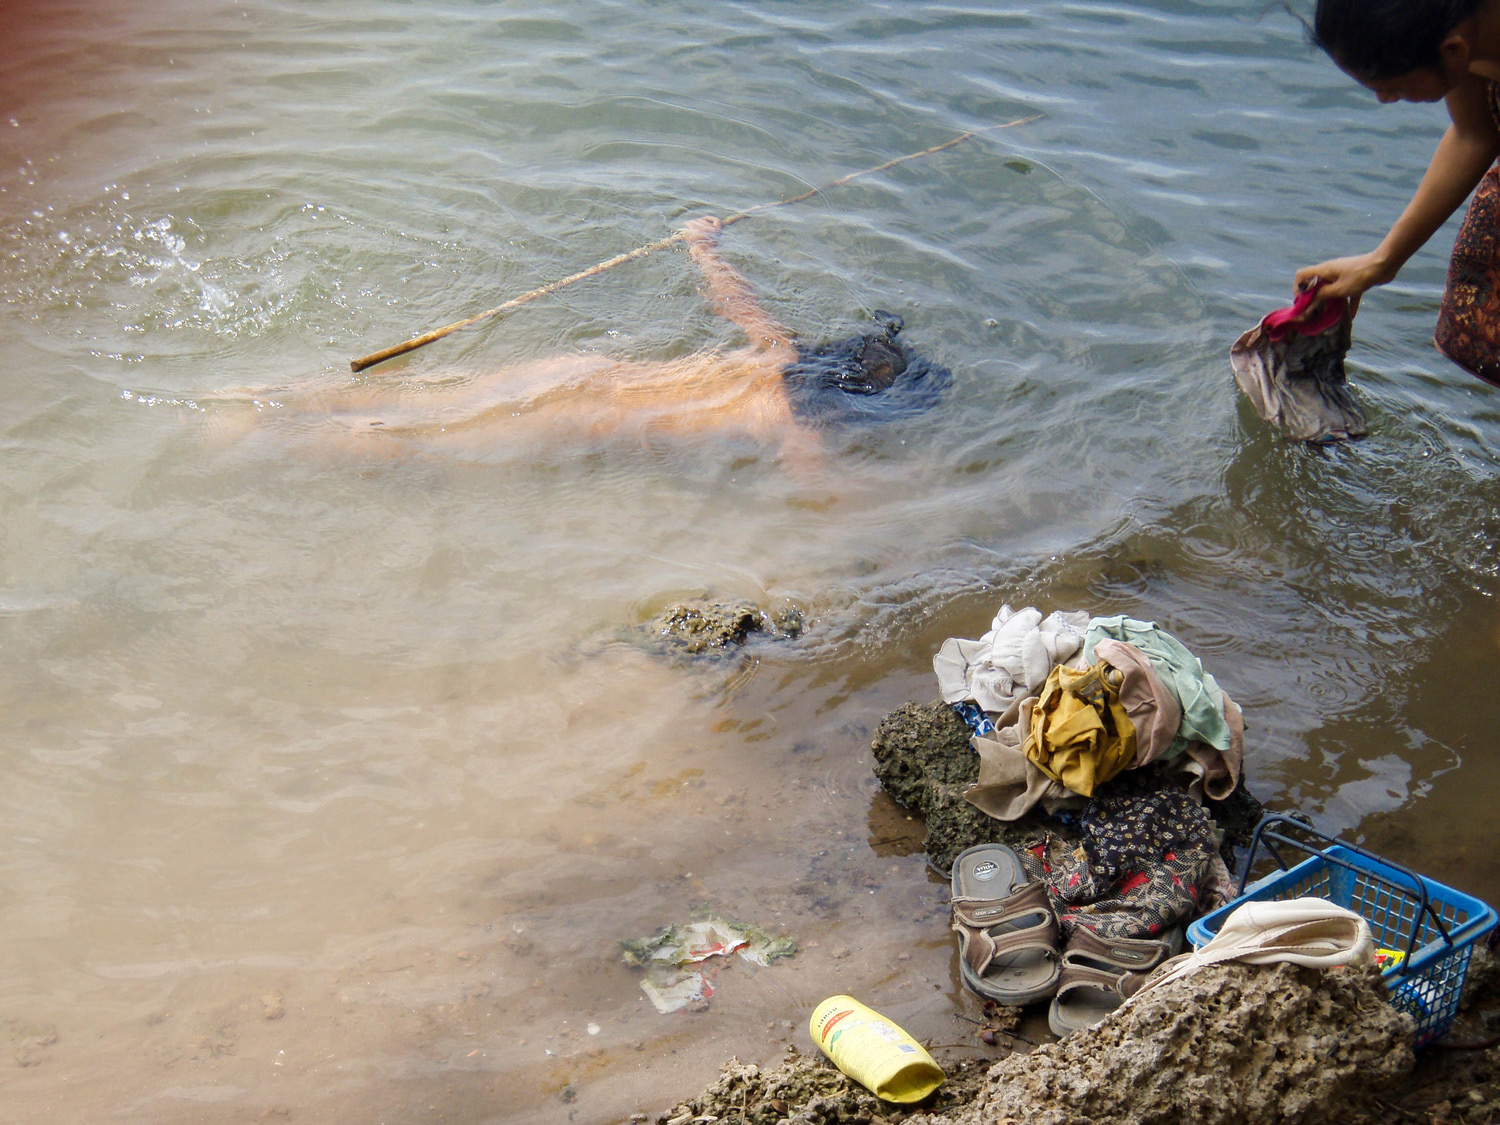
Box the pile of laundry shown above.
[933,604,1245,1035]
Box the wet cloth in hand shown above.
[1230,284,1366,444]
[933,604,1089,715]
[1023,661,1137,797]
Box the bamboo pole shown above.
[349,114,1043,373]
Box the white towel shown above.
[1125,897,1374,1005]
[934,604,1089,714]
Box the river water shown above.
[3,1,1499,1121]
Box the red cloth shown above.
[1262,284,1347,342]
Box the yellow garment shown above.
[1023,661,1137,796]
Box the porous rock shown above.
[655,963,1415,1125]
[979,961,1414,1125]
[641,599,803,657]
[869,701,1051,872]
[653,1048,989,1125]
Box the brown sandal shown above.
[1047,926,1181,1036]
[950,844,1061,1005]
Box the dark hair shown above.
[1309,0,1481,80]
[781,310,952,427]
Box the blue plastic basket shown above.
[1186,815,1497,1048]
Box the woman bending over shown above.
[1298,0,1500,383]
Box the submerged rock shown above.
[641,599,804,658]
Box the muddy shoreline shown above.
[652,947,1499,1125]
[647,695,1500,1125]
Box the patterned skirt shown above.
[1435,163,1500,387]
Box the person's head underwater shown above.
[780,310,953,427]
[1308,0,1484,98]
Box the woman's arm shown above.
[681,217,794,351]
[1296,76,1500,309]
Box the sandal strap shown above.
[1052,928,1177,1003]
[951,883,1059,977]
[1055,961,1135,1000]
[951,880,1051,925]
[1061,927,1176,973]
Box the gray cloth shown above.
[1230,306,1366,444]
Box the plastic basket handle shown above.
[1239,814,1452,967]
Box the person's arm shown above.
[1296,76,1500,310]
[681,216,794,351]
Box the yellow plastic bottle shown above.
[808,995,945,1104]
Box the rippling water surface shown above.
[4,2,1500,1121]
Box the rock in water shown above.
[641,599,803,658]
[869,700,1048,872]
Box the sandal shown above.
[1046,926,1182,1036]
[949,843,1061,1005]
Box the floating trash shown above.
[622,914,797,1014]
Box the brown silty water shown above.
[4,3,1500,1124]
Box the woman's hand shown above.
[1293,250,1393,314]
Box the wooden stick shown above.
[349,114,1043,372]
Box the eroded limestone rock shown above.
[653,1048,989,1125]
[868,700,1054,873]
[641,599,803,658]
[980,961,1414,1125]
[655,962,1416,1125]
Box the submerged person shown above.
[218,217,950,461]
[1296,0,1500,384]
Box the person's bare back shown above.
[207,216,948,464]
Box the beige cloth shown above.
[965,681,1244,822]
[1091,638,1181,768]
[966,695,1077,821]
[1126,898,1373,1006]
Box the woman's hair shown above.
[781,310,952,427]
[1309,0,1482,81]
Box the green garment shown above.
[1023,660,1137,797]
[1083,615,1231,754]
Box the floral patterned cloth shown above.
[1018,768,1230,940]
[1434,82,1500,387]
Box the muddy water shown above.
[3,2,1500,1122]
